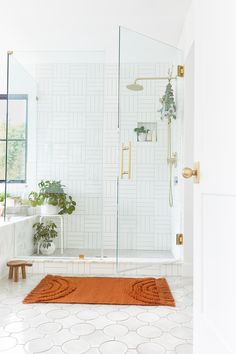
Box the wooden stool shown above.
[7,260,32,282]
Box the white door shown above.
[193,1,236,353]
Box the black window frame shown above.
[0,94,28,183]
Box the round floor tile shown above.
[17,308,40,320]
[25,338,53,353]
[106,311,129,321]
[76,310,99,320]
[170,326,193,340]
[137,342,165,354]
[0,337,17,351]
[0,328,9,337]
[176,343,193,354]
[62,339,90,354]
[86,349,100,354]
[1,297,22,305]
[38,322,62,334]
[5,321,29,333]
[168,312,192,324]
[100,340,127,354]
[0,307,12,317]
[104,324,128,338]
[46,309,69,320]
[70,323,95,336]
[137,312,160,323]
[137,325,162,338]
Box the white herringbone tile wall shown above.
[35,61,181,253]
[117,63,177,252]
[36,63,104,251]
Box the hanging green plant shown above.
[159,80,176,120]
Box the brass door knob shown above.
[182,162,200,183]
[182,167,196,178]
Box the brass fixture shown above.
[182,161,200,184]
[7,50,13,55]
[176,233,184,245]
[79,254,85,260]
[177,65,184,77]
[126,76,177,91]
[167,152,177,168]
[127,65,184,92]
[120,142,131,179]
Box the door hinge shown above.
[176,233,184,245]
[177,65,184,77]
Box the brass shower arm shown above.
[134,76,177,84]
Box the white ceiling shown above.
[0,0,191,58]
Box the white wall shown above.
[0,0,191,90]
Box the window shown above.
[0,94,28,183]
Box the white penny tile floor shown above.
[0,275,192,353]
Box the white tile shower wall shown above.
[36,63,104,251]
[35,62,177,252]
[117,63,173,251]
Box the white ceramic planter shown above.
[40,240,56,256]
[138,133,146,142]
[41,204,59,215]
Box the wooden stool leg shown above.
[13,267,19,282]
[21,265,26,279]
[8,266,13,279]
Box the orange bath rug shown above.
[23,275,175,306]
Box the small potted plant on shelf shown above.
[33,221,57,256]
[28,180,76,216]
[134,126,150,142]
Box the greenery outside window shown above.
[0,94,28,183]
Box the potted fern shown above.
[28,180,76,216]
[134,126,150,142]
[33,221,57,256]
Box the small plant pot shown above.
[40,240,56,256]
[41,204,59,215]
[138,133,147,142]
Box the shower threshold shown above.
[30,249,175,263]
[16,249,181,276]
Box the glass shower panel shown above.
[117,27,183,271]
[10,51,105,258]
[0,97,7,222]
[6,53,37,225]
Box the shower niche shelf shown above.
[135,122,157,142]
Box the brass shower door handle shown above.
[120,142,131,179]
[182,161,200,184]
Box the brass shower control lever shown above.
[182,161,200,184]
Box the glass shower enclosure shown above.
[0,27,184,270]
[117,27,184,270]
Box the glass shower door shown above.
[117,27,184,272]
